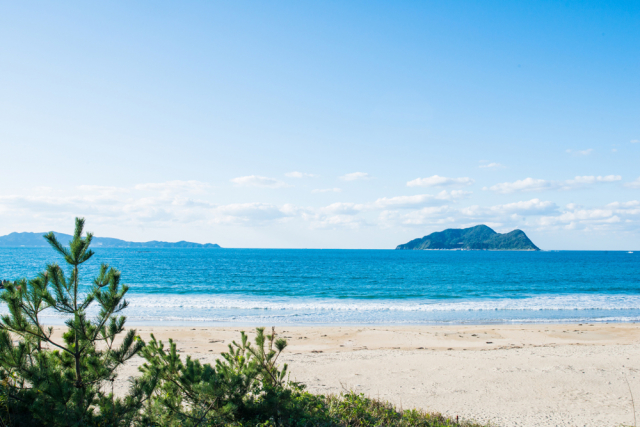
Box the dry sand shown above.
[110,323,640,427]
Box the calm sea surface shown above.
[1,248,639,325]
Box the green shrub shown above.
[138,327,333,426]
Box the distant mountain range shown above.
[396,225,540,251]
[0,232,221,249]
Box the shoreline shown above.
[103,322,640,427]
[115,318,640,327]
[21,311,640,329]
[19,317,640,328]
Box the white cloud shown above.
[319,202,365,215]
[372,191,470,209]
[631,140,639,143]
[521,200,640,232]
[564,175,621,186]
[406,175,474,187]
[297,191,469,229]
[374,195,640,233]
[309,215,368,229]
[339,172,372,181]
[373,195,439,210]
[285,172,318,178]
[536,208,617,230]
[379,206,454,226]
[486,178,553,194]
[0,185,463,232]
[78,185,129,194]
[625,177,640,189]
[459,199,558,219]
[606,200,640,209]
[134,180,211,194]
[566,149,593,156]
[293,203,369,229]
[487,176,622,194]
[4,181,640,239]
[479,162,505,169]
[211,203,289,225]
[230,175,289,188]
[490,199,558,215]
[378,197,640,233]
[311,188,342,193]
[0,181,298,229]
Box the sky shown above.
[0,1,639,249]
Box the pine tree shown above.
[0,218,147,426]
[138,327,296,426]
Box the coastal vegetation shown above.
[0,219,487,427]
[396,225,540,251]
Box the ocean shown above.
[1,248,639,326]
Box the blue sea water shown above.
[1,248,639,325]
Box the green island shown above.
[396,225,540,251]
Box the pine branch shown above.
[43,232,71,260]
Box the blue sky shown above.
[1,1,639,249]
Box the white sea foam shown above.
[125,293,640,312]
[4,294,640,325]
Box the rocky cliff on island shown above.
[396,225,539,251]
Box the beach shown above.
[109,323,640,427]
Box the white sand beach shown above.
[104,323,640,427]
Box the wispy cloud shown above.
[565,175,621,185]
[486,175,622,194]
[306,214,368,230]
[339,172,372,181]
[461,199,559,217]
[230,175,289,188]
[2,183,640,237]
[0,183,295,228]
[372,191,470,209]
[285,172,318,178]
[134,180,211,194]
[566,148,593,156]
[319,202,365,215]
[479,162,505,169]
[293,202,369,229]
[631,140,639,144]
[378,206,454,227]
[625,177,640,189]
[495,199,559,215]
[378,196,640,234]
[406,175,474,187]
[211,203,289,224]
[311,188,342,193]
[295,190,470,229]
